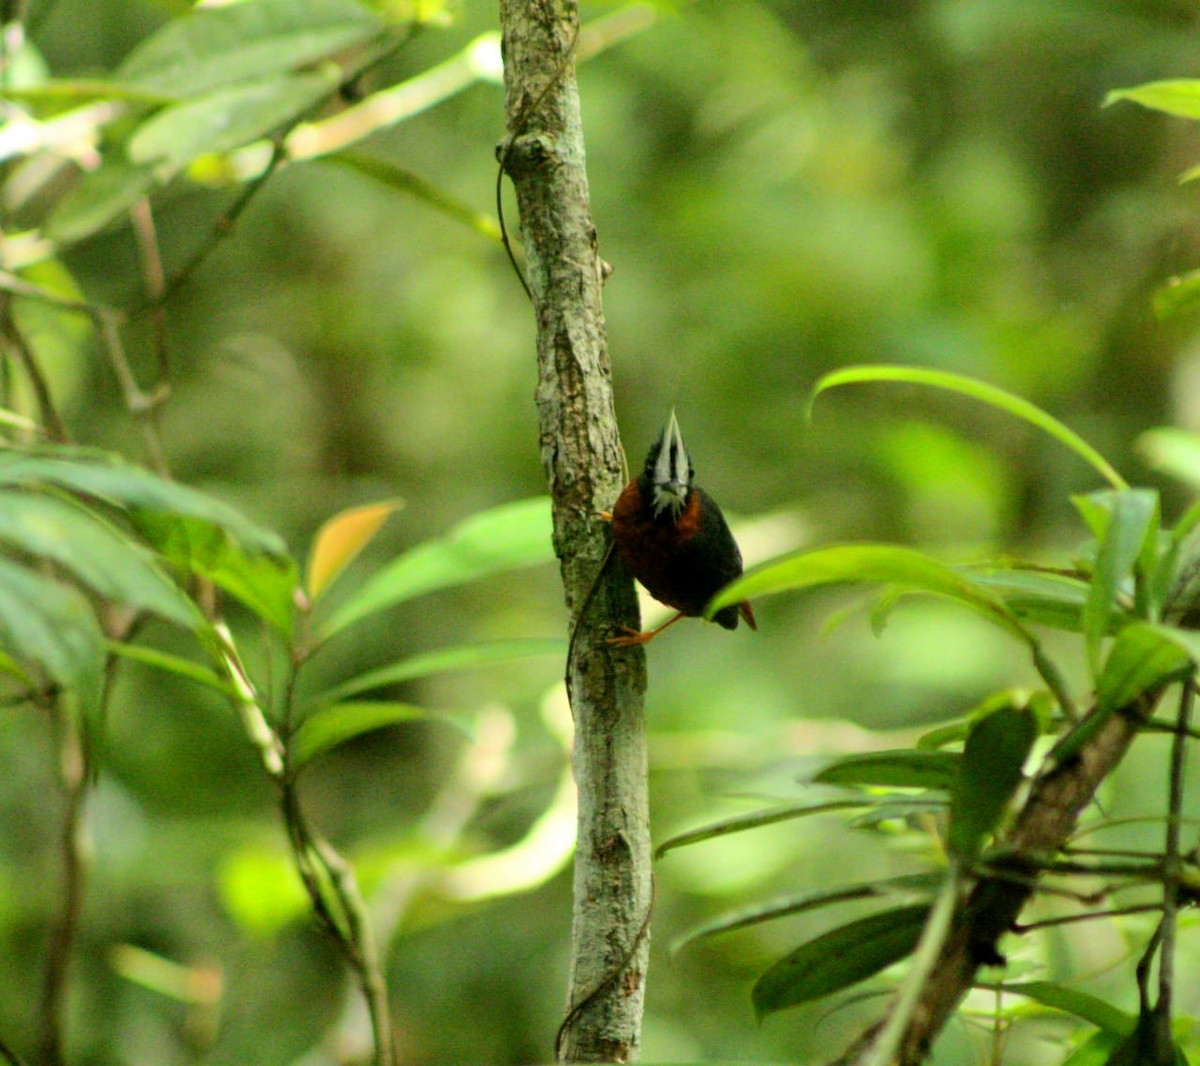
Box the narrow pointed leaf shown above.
[708,544,1027,647]
[306,499,402,601]
[1076,489,1159,673]
[752,904,930,1019]
[291,701,459,769]
[1104,79,1200,119]
[810,365,1126,490]
[116,0,384,97]
[0,491,199,626]
[672,873,942,954]
[813,750,961,791]
[655,800,877,860]
[1096,622,1196,713]
[106,641,236,699]
[317,497,553,641]
[129,70,339,169]
[966,568,1090,631]
[0,557,104,689]
[313,637,563,704]
[948,703,1037,861]
[999,981,1133,1036]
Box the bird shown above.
[604,410,756,645]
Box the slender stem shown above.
[0,304,67,441]
[129,198,171,383]
[1157,679,1193,1018]
[1012,903,1162,933]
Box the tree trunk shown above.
[498,2,651,1061]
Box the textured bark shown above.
[831,697,1158,1066]
[498,2,651,1061]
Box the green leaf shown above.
[290,701,449,769]
[1061,1032,1123,1066]
[708,544,1027,645]
[1096,622,1197,713]
[134,513,297,635]
[45,158,159,246]
[317,497,553,642]
[129,70,339,169]
[0,490,199,627]
[1105,79,1200,120]
[106,641,236,699]
[0,557,105,689]
[326,152,502,241]
[998,981,1133,1036]
[313,637,564,704]
[810,365,1127,491]
[966,568,1090,632]
[0,448,287,555]
[948,702,1037,861]
[1152,268,1200,320]
[752,904,930,1019]
[671,873,942,954]
[116,0,385,98]
[655,800,878,859]
[813,751,961,791]
[1076,489,1159,671]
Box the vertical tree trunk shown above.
[498,2,651,1062]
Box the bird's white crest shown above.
[651,409,690,518]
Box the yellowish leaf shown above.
[306,500,402,601]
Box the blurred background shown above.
[6,0,1200,1063]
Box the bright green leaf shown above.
[129,70,339,169]
[967,568,1090,632]
[1076,489,1159,672]
[317,497,553,642]
[1096,622,1196,713]
[813,750,961,791]
[0,557,104,690]
[312,637,564,705]
[948,703,1037,861]
[752,904,930,1019]
[810,365,1126,490]
[672,873,942,954]
[117,0,385,98]
[0,491,199,627]
[655,800,878,860]
[1105,79,1200,120]
[999,981,1133,1036]
[106,641,235,699]
[291,701,454,769]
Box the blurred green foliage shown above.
[6,0,1200,1064]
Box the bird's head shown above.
[643,409,693,519]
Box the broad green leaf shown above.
[106,641,236,699]
[306,499,402,601]
[290,701,448,769]
[116,0,385,98]
[671,873,942,954]
[325,152,502,240]
[0,491,198,627]
[1105,79,1200,120]
[44,158,160,246]
[1075,489,1159,671]
[708,544,1026,645]
[1096,622,1197,713]
[752,904,930,1019]
[810,365,1127,491]
[1152,269,1200,320]
[312,637,564,704]
[998,981,1133,1036]
[0,448,287,555]
[134,512,297,635]
[813,751,961,791]
[129,70,339,169]
[0,557,104,689]
[317,497,553,641]
[948,703,1037,861]
[655,800,877,860]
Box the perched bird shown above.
[606,411,756,645]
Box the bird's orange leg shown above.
[606,611,685,647]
